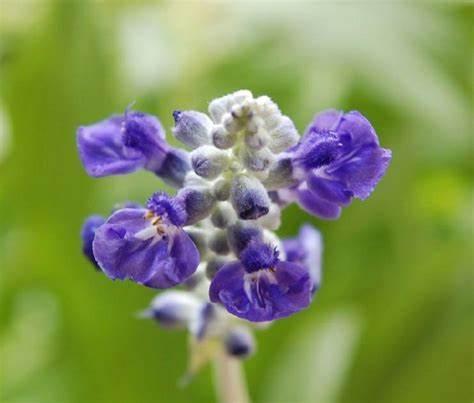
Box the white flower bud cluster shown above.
[170,91,301,281]
[165,91,300,361]
[172,90,299,225]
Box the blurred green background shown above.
[0,2,472,403]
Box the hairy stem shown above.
[213,350,250,403]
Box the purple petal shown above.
[282,238,305,262]
[81,215,106,268]
[327,144,392,199]
[122,111,169,170]
[284,225,322,292]
[297,188,341,220]
[209,261,313,322]
[298,225,322,291]
[295,133,342,171]
[338,111,379,147]
[93,208,162,282]
[306,109,343,133]
[143,229,200,288]
[209,262,248,313]
[77,116,146,177]
[306,173,353,205]
[271,261,313,315]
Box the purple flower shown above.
[92,192,200,288]
[283,224,322,293]
[81,215,106,268]
[291,110,391,219]
[77,110,190,186]
[209,241,313,322]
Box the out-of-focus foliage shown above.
[0,2,472,403]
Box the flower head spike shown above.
[77,91,393,380]
[92,192,199,288]
[209,240,313,322]
[289,110,392,219]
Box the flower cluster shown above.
[78,90,391,362]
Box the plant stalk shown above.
[213,350,250,403]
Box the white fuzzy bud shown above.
[263,157,296,190]
[268,116,299,153]
[208,229,231,255]
[213,178,232,201]
[230,175,271,220]
[212,125,237,149]
[231,89,252,104]
[240,147,275,173]
[143,291,200,328]
[245,129,269,150]
[223,113,242,133]
[172,110,212,148]
[211,202,237,228]
[191,146,229,179]
[209,96,231,123]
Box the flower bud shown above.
[224,327,255,359]
[227,221,263,255]
[152,148,191,188]
[212,125,236,149]
[213,178,232,201]
[191,146,229,179]
[178,186,216,225]
[267,116,299,153]
[209,96,231,123]
[209,229,230,255]
[210,202,237,228]
[230,175,271,220]
[223,113,243,133]
[143,291,200,328]
[244,128,269,150]
[262,157,296,190]
[240,147,275,173]
[231,89,252,105]
[172,110,212,148]
[184,171,209,187]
